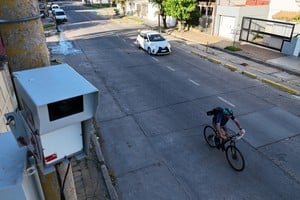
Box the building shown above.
[214,0,300,40]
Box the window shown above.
[48,95,83,121]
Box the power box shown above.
[6,64,99,173]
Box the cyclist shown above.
[211,107,245,148]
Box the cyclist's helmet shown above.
[223,108,233,116]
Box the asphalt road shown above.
[48,2,300,199]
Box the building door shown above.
[219,16,235,39]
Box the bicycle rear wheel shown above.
[203,125,217,148]
[225,145,245,171]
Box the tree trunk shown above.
[162,15,167,29]
[0,0,50,72]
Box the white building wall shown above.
[215,5,269,39]
[268,0,300,19]
[147,3,158,21]
[218,0,247,6]
[146,3,176,27]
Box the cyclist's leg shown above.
[212,116,219,137]
[221,126,229,139]
[212,117,221,148]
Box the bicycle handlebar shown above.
[230,131,245,141]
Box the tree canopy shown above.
[162,0,198,30]
[163,0,198,22]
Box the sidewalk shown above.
[167,28,300,76]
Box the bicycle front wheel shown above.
[203,125,217,148]
[225,145,245,171]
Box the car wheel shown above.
[147,48,152,55]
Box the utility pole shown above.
[0,1,77,200]
[0,0,50,72]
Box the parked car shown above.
[53,8,67,24]
[136,30,171,55]
[48,4,60,15]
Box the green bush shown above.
[43,23,55,30]
[224,46,241,52]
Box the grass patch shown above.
[43,23,55,30]
[224,46,241,52]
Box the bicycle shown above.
[203,125,245,171]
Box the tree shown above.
[163,0,198,31]
[151,0,167,30]
[115,0,127,15]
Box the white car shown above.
[53,8,67,24]
[48,4,60,15]
[136,30,171,55]
[51,4,60,10]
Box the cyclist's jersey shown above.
[213,112,235,126]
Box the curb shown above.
[261,79,299,95]
[210,46,300,77]
[224,64,237,71]
[242,71,257,79]
[207,57,221,64]
[191,50,208,59]
[169,31,300,77]
[91,134,119,200]
[191,50,299,95]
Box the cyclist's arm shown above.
[232,117,242,130]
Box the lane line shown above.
[166,66,175,71]
[217,96,236,107]
[294,95,300,100]
[152,57,159,62]
[188,79,200,86]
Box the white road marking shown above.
[293,95,300,100]
[217,96,236,107]
[188,79,200,86]
[166,66,175,71]
[152,57,159,62]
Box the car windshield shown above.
[148,34,165,42]
[56,12,65,16]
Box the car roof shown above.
[54,8,65,13]
[140,30,160,35]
